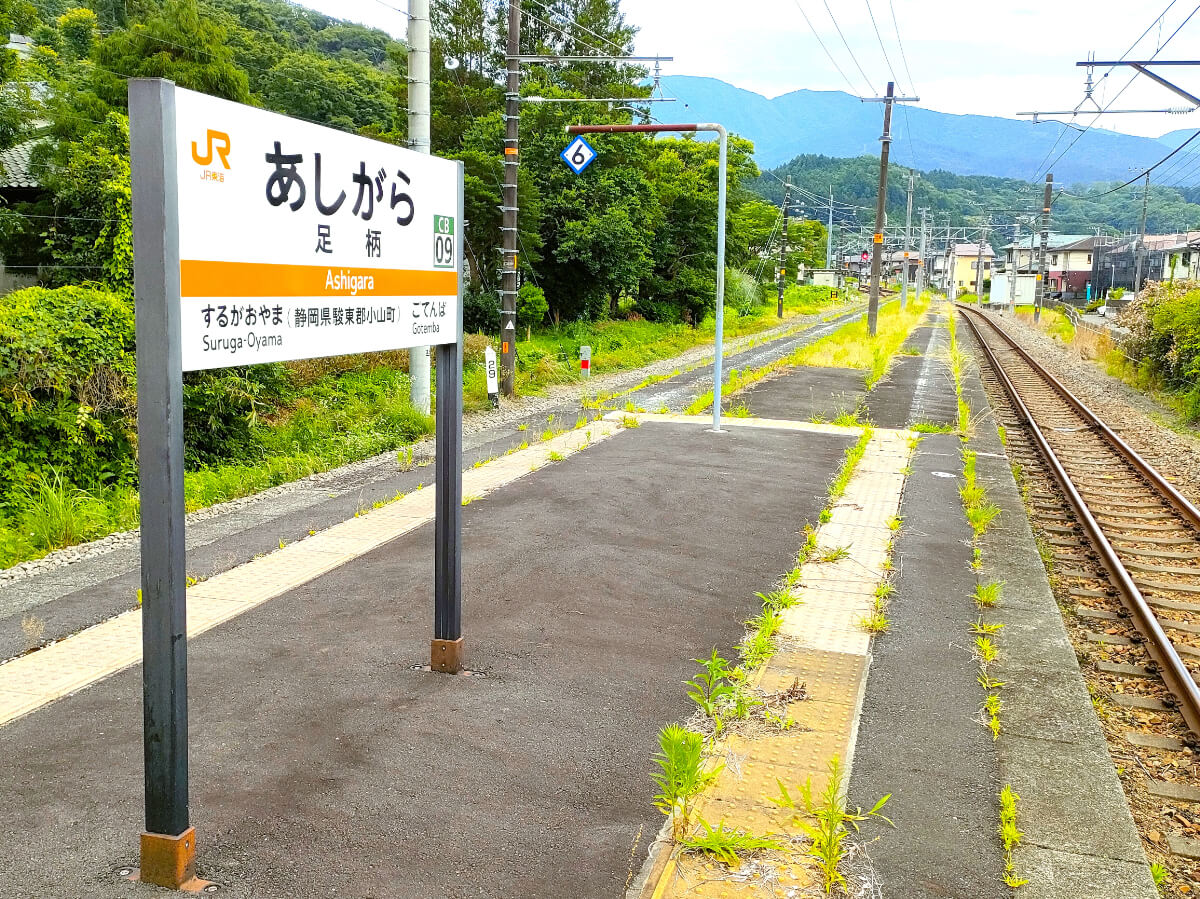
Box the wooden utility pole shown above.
[500,0,520,396]
[777,179,790,318]
[1036,173,1053,323]
[867,81,894,336]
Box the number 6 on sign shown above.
[560,135,597,175]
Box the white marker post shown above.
[580,344,591,378]
[484,344,499,407]
[129,79,464,888]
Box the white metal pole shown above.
[709,124,728,433]
[408,0,432,414]
[901,172,913,309]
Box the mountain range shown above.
[660,76,1198,186]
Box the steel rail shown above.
[958,304,1200,740]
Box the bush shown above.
[181,364,291,467]
[463,285,498,334]
[0,285,136,506]
[1118,281,1200,418]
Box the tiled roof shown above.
[0,139,41,188]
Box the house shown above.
[0,137,45,295]
[1092,232,1200,302]
[946,243,995,296]
[1002,234,1095,300]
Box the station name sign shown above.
[174,87,460,371]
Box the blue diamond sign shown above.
[560,135,597,175]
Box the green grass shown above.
[789,296,931,387]
[1013,305,1075,343]
[681,820,782,866]
[478,285,852,413]
[829,427,874,502]
[911,420,954,434]
[999,785,1030,887]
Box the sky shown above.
[293,0,1199,140]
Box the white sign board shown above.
[174,87,461,371]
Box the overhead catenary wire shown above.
[1033,2,1199,180]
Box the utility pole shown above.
[1134,171,1150,295]
[407,0,432,413]
[901,172,914,310]
[864,82,918,334]
[916,206,928,298]
[826,185,834,269]
[778,179,790,317]
[867,81,893,336]
[1036,173,1053,323]
[1008,223,1019,313]
[500,0,520,396]
[975,221,989,303]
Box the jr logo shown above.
[191,129,231,169]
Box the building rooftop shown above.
[0,139,42,189]
[950,243,995,257]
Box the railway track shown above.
[959,305,1200,746]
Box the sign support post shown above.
[129,77,199,891]
[128,77,465,886]
[432,161,465,673]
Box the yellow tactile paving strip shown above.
[642,427,912,898]
[604,411,868,439]
[0,420,622,729]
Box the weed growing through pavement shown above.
[757,589,800,611]
[547,451,565,462]
[911,420,954,434]
[971,618,1003,636]
[621,415,641,429]
[397,446,415,470]
[652,725,722,841]
[998,785,1029,887]
[738,606,783,668]
[971,546,983,569]
[772,756,892,896]
[681,819,782,867]
[974,581,1002,608]
[887,516,902,531]
[832,410,859,427]
[729,403,753,418]
[540,428,555,441]
[686,649,734,717]
[829,427,873,503]
[461,495,479,506]
[996,424,1007,446]
[961,450,1001,538]
[816,544,850,562]
[517,422,527,431]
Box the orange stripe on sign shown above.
[180,260,458,298]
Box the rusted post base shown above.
[431,637,464,673]
[135,827,210,891]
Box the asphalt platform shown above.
[0,421,852,898]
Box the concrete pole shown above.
[1007,224,1019,314]
[500,0,520,395]
[407,0,432,414]
[868,81,895,336]
[917,206,928,298]
[1036,173,1053,323]
[901,171,913,310]
[976,222,988,303]
[826,184,834,268]
[777,179,790,317]
[1134,171,1150,295]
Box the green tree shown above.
[93,0,252,106]
[56,6,97,58]
[260,52,399,132]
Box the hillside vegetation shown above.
[755,154,1200,245]
[0,0,841,567]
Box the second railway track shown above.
[959,304,1200,746]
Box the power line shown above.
[789,0,860,96]
[1028,0,1184,180]
[886,0,917,97]
[1060,128,1200,199]
[862,0,900,90]
[1034,2,1199,180]
[821,0,876,95]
